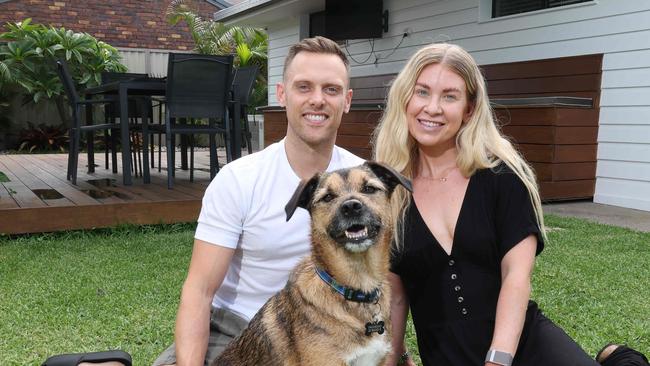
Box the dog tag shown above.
[365,321,385,336]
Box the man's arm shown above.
[174,239,235,366]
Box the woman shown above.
[372,43,649,366]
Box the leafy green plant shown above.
[0,18,127,126]
[166,0,268,110]
[17,122,68,153]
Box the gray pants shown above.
[152,308,249,366]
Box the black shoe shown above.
[42,350,132,366]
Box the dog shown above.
[213,161,412,366]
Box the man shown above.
[153,36,364,366]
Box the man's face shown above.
[277,52,352,149]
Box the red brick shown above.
[0,0,221,51]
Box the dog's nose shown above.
[341,199,363,217]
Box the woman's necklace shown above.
[417,165,457,183]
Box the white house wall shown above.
[267,17,302,105]
[598,46,650,211]
[263,0,650,211]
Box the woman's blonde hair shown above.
[372,43,546,248]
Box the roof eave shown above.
[206,0,232,9]
[212,0,323,27]
[212,0,283,23]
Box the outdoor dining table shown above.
[84,77,166,185]
[84,77,243,186]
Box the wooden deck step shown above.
[0,149,246,234]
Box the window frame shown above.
[491,0,593,18]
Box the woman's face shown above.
[406,63,473,155]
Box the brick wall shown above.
[0,0,220,50]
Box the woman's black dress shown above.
[391,164,598,366]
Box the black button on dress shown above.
[391,164,598,366]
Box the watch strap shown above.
[397,351,410,365]
[485,349,513,366]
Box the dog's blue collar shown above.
[315,268,380,303]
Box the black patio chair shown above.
[231,65,259,154]
[164,53,235,189]
[55,59,119,185]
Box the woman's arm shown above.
[385,273,417,366]
[486,234,537,365]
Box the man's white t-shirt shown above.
[195,138,364,321]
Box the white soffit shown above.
[214,0,324,27]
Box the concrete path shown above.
[543,201,650,233]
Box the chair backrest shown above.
[55,59,79,107]
[232,66,258,107]
[166,53,234,119]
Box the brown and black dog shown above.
[213,161,412,366]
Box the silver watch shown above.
[485,349,513,366]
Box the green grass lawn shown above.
[1,216,648,365]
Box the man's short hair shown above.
[282,36,350,81]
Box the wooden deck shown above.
[0,150,240,234]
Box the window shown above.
[492,0,592,18]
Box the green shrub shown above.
[0,18,127,126]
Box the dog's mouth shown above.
[345,224,368,241]
[329,221,381,253]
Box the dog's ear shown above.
[365,161,412,194]
[285,174,321,221]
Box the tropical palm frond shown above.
[165,0,194,25]
[164,4,269,106]
[236,43,251,66]
[0,60,12,83]
[166,0,213,52]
